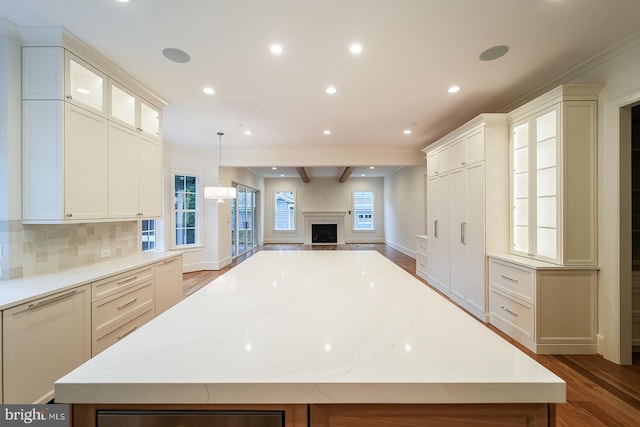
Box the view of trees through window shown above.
[175,174,198,246]
[141,219,156,251]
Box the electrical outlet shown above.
[0,266,3,278]
[101,249,110,258]
[0,244,3,259]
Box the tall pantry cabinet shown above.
[423,114,509,320]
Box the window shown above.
[353,190,375,230]
[275,191,295,230]
[174,173,199,246]
[141,219,156,251]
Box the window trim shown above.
[352,189,376,231]
[141,219,157,252]
[274,190,296,231]
[171,170,203,249]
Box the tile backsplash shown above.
[0,220,139,279]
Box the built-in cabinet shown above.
[21,37,163,223]
[154,256,184,315]
[424,114,509,320]
[487,84,602,354]
[489,255,597,354]
[1,253,182,403]
[633,270,640,350]
[3,285,91,403]
[91,266,155,356]
[509,85,601,265]
[415,235,428,281]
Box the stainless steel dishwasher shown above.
[96,410,284,427]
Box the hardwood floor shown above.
[182,244,640,426]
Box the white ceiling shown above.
[2,0,640,176]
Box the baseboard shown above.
[385,240,416,259]
[182,258,232,272]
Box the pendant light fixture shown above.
[204,132,237,203]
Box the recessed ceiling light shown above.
[350,43,363,54]
[76,88,90,94]
[162,47,190,63]
[272,167,277,170]
[116,0,130,2]
[270,44,283,55]
[369,166,375,170]
[323,130,331,135]
[479,45,509,61]
[280,174,285,177]
[361,174,366,177]
[244,130,252,135]
[448,85,461,93]
[325,86,337,94]
[403,129,412,135]
[202,87,215,95]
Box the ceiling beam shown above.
[338,167,353,183]
[296,167,310,183]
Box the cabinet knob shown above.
[66,95,72,100]
[66,213,72,218]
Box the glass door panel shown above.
[231,184,258,258]
[512,122,529,254]
[535,110,558,259]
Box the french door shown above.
[231,184,258,257]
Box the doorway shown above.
[631,105,640,352]
[231,184,258,257]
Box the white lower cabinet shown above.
[415,235,428,281]
[154,255,184,316]
[91,266,155,356]
[2,285,91,403]
[489,255,598,354]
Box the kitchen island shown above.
[56,251,564,426]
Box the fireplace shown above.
[302,211,346,245]
[312,224,338,244]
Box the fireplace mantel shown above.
[302,211,346,245]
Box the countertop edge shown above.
[0,251,182,310]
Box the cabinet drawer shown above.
[92,306,154,356]
[489,259,535,303]
[92,266,154,301]
[92,281,154,336]
[416,254,428,277]
[416,238,428,257]
[490,288,534,341]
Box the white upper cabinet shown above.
[21,31,165,223]
[110,80,162,141]
[110,81,136,128]
[509,84,602,265]
[65,51,107,116]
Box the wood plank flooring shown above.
[182,244,640,427]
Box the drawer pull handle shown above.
[117,326,138,341]
[19,290,78,314]
[117,298,138,310]
[500,274,519,283]
[501,306,519,317]
[419,263,426,268]
[117,276,138,286]
[160,258,177,265]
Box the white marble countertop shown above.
[488,253,600,270]
[56,251,565,405]
[0,251,181,310]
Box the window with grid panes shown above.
[353,190,375,230]
[174,174,198,246]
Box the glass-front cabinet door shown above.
[510,105,560,262]
[110,82,136,128]
[65,51,106,116]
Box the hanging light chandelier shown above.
[204,132,237,203]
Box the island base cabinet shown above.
[311,404,555,426]
[68,403,555,427]
[154,255,183,315]
[71,404,308,427]
[3,285,91,403]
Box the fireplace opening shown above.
[312,224,338,244]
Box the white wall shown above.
[264,177,385,244]
[563,34,640,364]
[383,166,427,257]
